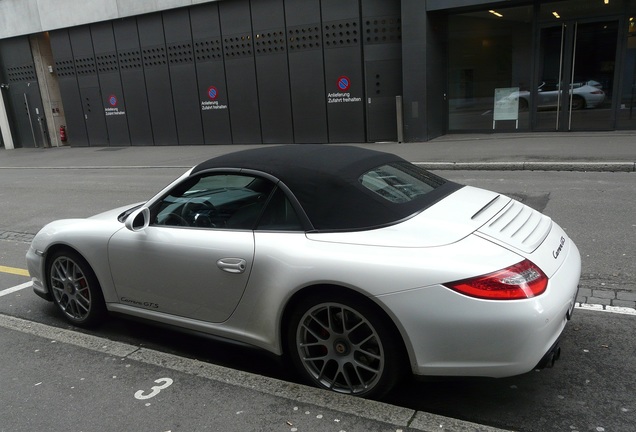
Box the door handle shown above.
[217,258,247,274]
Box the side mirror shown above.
[125,207,150,232]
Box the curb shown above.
[416,162,636,172]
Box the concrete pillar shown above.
[31,33,66,147]
[0,85,15,149]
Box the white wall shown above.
[0,0,217,39]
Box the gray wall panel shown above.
[113,18,154,146]
[91,21,131,146]
[219,0,261,144]
[138,13,178,145]
[164,8,204,145]
[190,3,232,144]
[251,0,293,144]
[40,0,411,146]
[284,0,328,143]
[322,0,366,143]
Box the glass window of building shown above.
[448,5,534,132]
[537,0,623,132]
[619,5,636,129]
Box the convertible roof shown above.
[192,145,458,231]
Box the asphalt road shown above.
[1,167,635,431]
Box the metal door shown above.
[80,87,109,146]
[70,26,110,146]
[362,0,402,142]
[8,90,41,148]
[0,36,48,148]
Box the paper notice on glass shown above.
[493,87,520,121]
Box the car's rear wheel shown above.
[287,291,404,399]
[47,249,106,327]
[571,95,586,110]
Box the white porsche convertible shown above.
[26,145,580,398]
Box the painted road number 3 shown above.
[135,378,174,400]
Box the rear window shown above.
[359,162,446,203]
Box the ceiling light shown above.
[489,10,503,18]
[553,11,561,19]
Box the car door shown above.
[537,82,560,108]
[107,173,275,323]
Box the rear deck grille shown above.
[478,200,552,253]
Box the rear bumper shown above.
[379,240,581,378]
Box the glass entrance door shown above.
[536,20,619,131]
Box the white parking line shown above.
[0,281,32,297]
[576,302,636,316]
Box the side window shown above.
[257,187,303,231]
[152,174,275,229]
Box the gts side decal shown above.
[120,296,159,309]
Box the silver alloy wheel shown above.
[295,302,385,395]
[50,256,92,321]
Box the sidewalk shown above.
[0,313,508,432]
[1,131,635,171]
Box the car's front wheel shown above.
[47,249,106,327]
[287,291,404,399]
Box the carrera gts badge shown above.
[553,236,566,259]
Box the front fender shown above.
[27,219,124,303]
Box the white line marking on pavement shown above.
[576,303,636,316]
[0,281,32,297]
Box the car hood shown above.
[306,186,517,247]
[88,202,145,221]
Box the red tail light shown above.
[444,259,548,300]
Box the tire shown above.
[46,249,106,327]
[518,98,529,111]
[571,95,586,110]
[287,291,404,399]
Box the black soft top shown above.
[192,145,460,231]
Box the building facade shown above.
[1,0,636,149]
